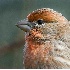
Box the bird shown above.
[16,8,70,69]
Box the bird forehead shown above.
[27,8,56,22]
[27,8,68,24]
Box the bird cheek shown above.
[35,33,43,38]
[30,29,43,38]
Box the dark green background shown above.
[0,0,70,69]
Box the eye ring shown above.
[37,19,44,25]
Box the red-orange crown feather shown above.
[27,8,68,23]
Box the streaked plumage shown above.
[16,8,70,69]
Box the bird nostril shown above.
[37,19,44,25]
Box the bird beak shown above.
[16,20,32,32]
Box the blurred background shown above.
[0,0,70,69]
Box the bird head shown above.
[16,8,68,44]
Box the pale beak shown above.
[16,20,32,32]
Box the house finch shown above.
[16,8,70,69]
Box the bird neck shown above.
[25,34,52,53]
[24,34,53,68]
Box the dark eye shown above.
[37,19,44,25]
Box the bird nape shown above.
[16,8,70,69]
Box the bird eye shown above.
[37,19,44,25]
